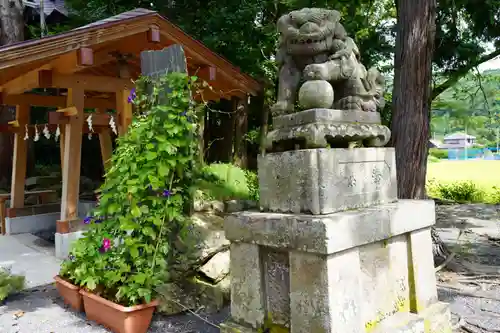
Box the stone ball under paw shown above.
[298,80,334,109]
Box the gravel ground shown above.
[0,284,228,333]
[439,285,500,333]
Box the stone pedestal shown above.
[222,109,451,333]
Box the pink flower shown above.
[102,238,111,251]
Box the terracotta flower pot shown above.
[54,275,83,312]
[80,289,158,333]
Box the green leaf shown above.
[142,227,157,239]
[131,206,142,218]
[146,151,157,160]
[134,273,148,285]
[130,246,139,259]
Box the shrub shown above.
[435,180,484,203]
[0,268,25,302]
[60,72,205,306]
[491,186,500,204]
[245,170,259,202]
[429,148,448,159]
[428,155,440,163]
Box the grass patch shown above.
[427,160,500,203]
[197,163,259,202]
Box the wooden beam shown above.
[48,111,111,126]
[60,87,85,224]
[45,71,134,92]
[116,90,133,135]
[1,93,115,109]
[50,49,95,74]
[148,25,161,43]
[0,123,108,134]
[8,120,19,127]
[56,106,78,116]
[96,108,113,170]
[10,104,30,209]
[0,65,51,94]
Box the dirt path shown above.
[435,203,500,332]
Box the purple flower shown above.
[162,190,171,197]
[127,88,137,103]
[95,218,103,224]
[69,255,75,261]
[83,216,92,224]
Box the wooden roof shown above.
[0,9,261,100]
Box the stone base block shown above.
[223,200,451,332]
[55,231,85,259]
[420,302,452,333]
[220,321,259,333]
[372,312,425,333]
[258,148,397,215]
[5,212,59,235]
[272,108,383,129]
[265,109,391,150]
[372,302,452,333]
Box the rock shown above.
[225,200,258,213]
[191,213,229,259]
[157,212,232,316]
[157,277,230,315]
[200,250,230,282]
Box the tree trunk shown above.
[392,0,451,266]
[233,97,248,168]
[0,0,25,188]
[392,0,436,199]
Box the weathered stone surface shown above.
[271,8,385,116]
[220,321,258,333]
[265,122,391,149]
[199,250,230,282]
[298,80,334,109]
[224,199,258,213]
[371,312,425,333]
[225,200,436,255]
[258,148,397,214]
[157,277,229,315]
[272,108,382,130]
[360,234,411,328]
[191,213,229,259]
[230,243,265,329]
[156,212,231,316]
[408,227,439,311]
[420,302,452,333]
[289,248,364,333]
[262,249,290,327]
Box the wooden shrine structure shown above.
[0,8,260,236]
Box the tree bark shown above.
[392,0,454,268]
[233,97,248,168]
[391,0,436,199]
[0,0,25,187]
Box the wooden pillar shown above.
[10,104,30,209]
[59,127,65,171]
[116,90,132,135]
[58,88,85,233]
[96,108,113,170]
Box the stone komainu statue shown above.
[272,8,385,116]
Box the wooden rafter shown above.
[1,93,114,109]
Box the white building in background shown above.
[440,133,478,149]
